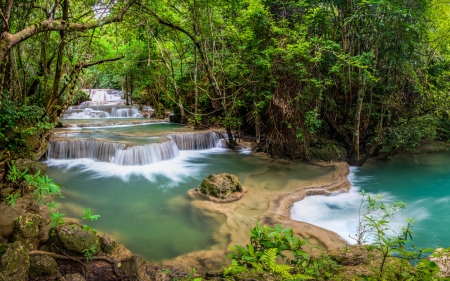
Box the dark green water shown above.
[292,151,450,249]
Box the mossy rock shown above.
[0,241,30,281]
[13,213,42,250]
[198,173,243,199]
[14,159,47,175]
[63,273,86,281]
[49,222,99,255]
[29,254,57,277]
[98,233,132,261]
[118,255,145,281]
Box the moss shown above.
[50,222,99,255]
[0,241,30,281]
[199,173,242,198]
[29,254,57,277]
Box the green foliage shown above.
[225,223,339,280]
[50,211,66,228]
[6,161,27,184]
[351,191,442,280]
[381,115,439,156]
[4,192,21,208]
[83,208,101,221]
[0,100,53,160]
[81,244,97,262]
[24,171,63,205]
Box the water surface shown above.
[292,152,450,249]
[46,149,333,261]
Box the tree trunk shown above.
[348,74,365,166]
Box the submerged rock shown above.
[196,173,245,202]
[0,241,30,281]
[13,213,42,250]
[49,222,98,255]
[29,254,57,278]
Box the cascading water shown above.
[62,105,142,119]
[47,138,179,165]
[47,132,224,165]
[168,132,224,150]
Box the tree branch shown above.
[0,0,135,62]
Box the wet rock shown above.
[0,241,30,281]
[63,273,86,281]
[429,248,450,277]
[14,159,47,175]
[98,233,132,260]
[29,254,57,278]
[197,173,244,201]
[13,213,42,250]
[49,222,98,255]
[119,255,145,281]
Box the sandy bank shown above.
[159,161,351,273]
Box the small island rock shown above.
[196,173,245,202]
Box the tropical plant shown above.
[225,223,339,280]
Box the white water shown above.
[62,106,142,119]
[45,148,227,187]
[168,132,223,150]
[291,167,430,244]
[47,132,224,166]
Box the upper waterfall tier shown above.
[47,138,179,165]
[61,105,143,119]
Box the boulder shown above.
[14,159,47,175]
[118,255,145,281]
[428,248,450,277]
[13,213,42,250]
[98,233,132,261]
[0,241,30,281]
[63,273,86,281]
[29,254,58,278]
[198,173,243,201]
[49,222,99,255]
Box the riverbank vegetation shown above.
[1,0,450,165]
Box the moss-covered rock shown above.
[29,254,57,277]
[63,273,86,281]
[0,241,30,281]
[98,233,132,261]
[14,158,47,175]
[49,222,99,255]
[13,213,42,250]
[198,173,243,199]
[118,255,145,281]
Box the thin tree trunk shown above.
[348,74,365,166]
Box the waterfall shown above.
[61,105,142,119]
[168,132,223,150]
[47,139,179,165]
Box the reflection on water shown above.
[45,149,333,261]
[292,152,450,249]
